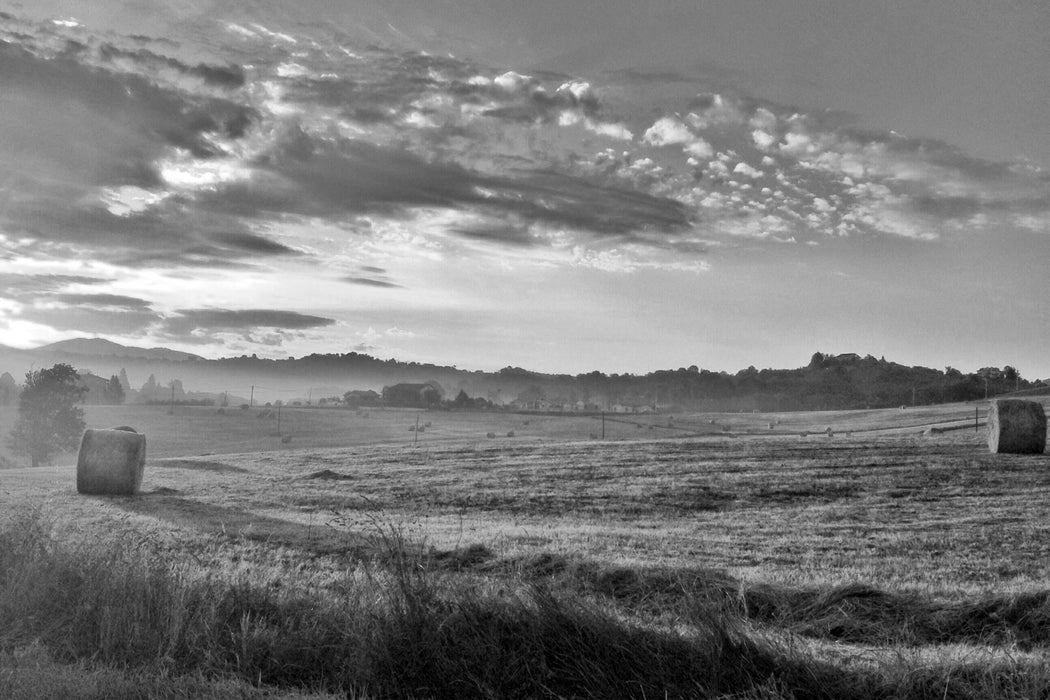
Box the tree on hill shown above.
[0,372,16,406]
[105,375,126,405]
[7,364,87,467]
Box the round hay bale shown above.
[76,429,146,495]
[486,432,496,439]
[988,399,1046,454]
[506,430,515,438]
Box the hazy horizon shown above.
[1,2,1047,378]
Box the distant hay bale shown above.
[506,430,515,438]
[988,399,1046,454]
[76,429,146,496]
[768,422,775,430]
[486,432,496,439]
[923,427,944,437]
[281,435,293,444]
[825,426,834,437]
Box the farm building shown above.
[343,389,380,407]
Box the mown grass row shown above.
[1,512,1048,699]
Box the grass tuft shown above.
[1,509,1049,698]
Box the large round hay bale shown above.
[76,429,147,495]
[987,399,1046,454]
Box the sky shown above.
[1,0,1048,377]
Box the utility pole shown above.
[975,406,978,433]
[277,404,281,435]
[414,414,419,445]
[250,385,254,407]
[169,381,175,414]
[601,411,605,440]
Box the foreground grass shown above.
[2,511,1048,699]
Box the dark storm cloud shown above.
[342,277,402,288]
[26,306,160,335]
[98,43,246,87]
[479,81,600,124]
[2,197,300,269]
[53,293,153,310]
[205,129,689,240]
[0,274,111,298]
[162,309,336,336]
[206,231,301,256]
[450,224,536,248]
[281,49,469,122]
[910,193,1050,220]
[0,40,255,191]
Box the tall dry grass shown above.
[1,509,1048,699]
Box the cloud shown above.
[687,94,745,129]
[98,43,246,88]
[643,117,692,146]
[157,308,336,345]
[0,274,111,298]
[2,198,299,269]
[208,128,690,239]
[450,223,536,248]
[343,277,402,288]
[52,293,153,310]
[733,162,763,179]
[0,40,255,193]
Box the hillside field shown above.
[0,396,1000,465]
[1,396,1049,698]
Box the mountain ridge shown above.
[32,338,205,362]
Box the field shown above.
[1,398,1049,698]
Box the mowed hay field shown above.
[0,396,1005,463]
[2,397,1050,698]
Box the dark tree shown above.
[0,372,16,406]
[105,375,126,405]
[8,364,87,467]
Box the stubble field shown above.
[1,398,1049,698]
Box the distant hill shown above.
[35,338,205,362]
[0,339,1045,412]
